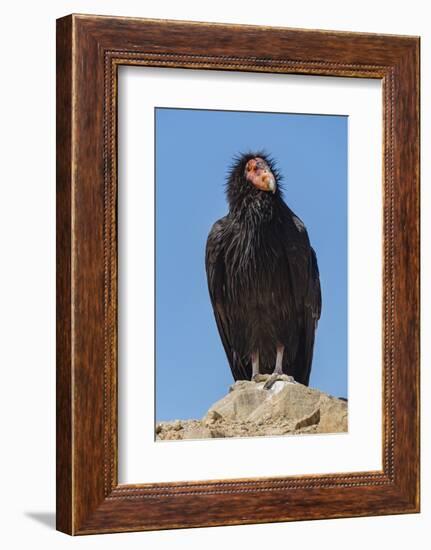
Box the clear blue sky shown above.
[155,107,347,421]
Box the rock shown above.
[208,384,269,421]
[229,380,251,392]
[184,426,213,439]
[156,380,348,440]
[203,410,223,426]
[317,398,348,433]
[295,407,320,430]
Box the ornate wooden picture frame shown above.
[56,14,420,535]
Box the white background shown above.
[0,1,428,548]
[119,68,382,483]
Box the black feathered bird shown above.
[205,153,321,385]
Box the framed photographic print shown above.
[56,14,420,535]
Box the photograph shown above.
[155,107,348,440]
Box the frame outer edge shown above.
[56,14,74,535]
[56,14,421,535]
[393,38,420,510]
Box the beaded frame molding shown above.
[56,14,420,535]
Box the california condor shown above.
[205,153,321,385]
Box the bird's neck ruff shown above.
[229,189,280,226]
[224,186,286,287]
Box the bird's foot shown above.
[263,373,296,390]
[252,373,271,383]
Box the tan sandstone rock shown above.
[156,377,347,441]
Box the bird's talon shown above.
[252,373,270,383]
[264,373,296,390]
[263,374,278,390]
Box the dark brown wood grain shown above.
[56,15,73,535]
[56,14,420,535]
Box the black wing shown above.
[283,217,322,385]
[205,217,250,380]
[298,246,321,385]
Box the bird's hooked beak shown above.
[262,172,276,194]
[245,157,277,194]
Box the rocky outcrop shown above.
[156,375,347,440]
